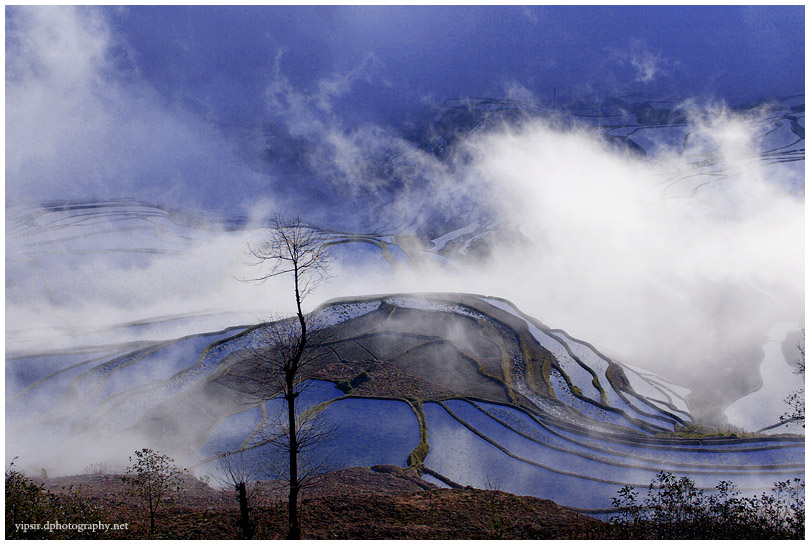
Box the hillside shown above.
[7,293,803,513]
[5,7,805,540]
[24,467,601,539]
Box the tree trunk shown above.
[287,486,301,539]
[236,482,253,539]
[149,496,155,536]
[286,264,305,540]
[286,372,301,540]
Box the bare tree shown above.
[253,393,336,485]
[781,330,805,428]
[215,450,260,539]
[246,215,333,539]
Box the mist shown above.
[4,5,804,475]
[5,6,271,213]
[314,111,803,416]
[461,116,802,407]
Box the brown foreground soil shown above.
[27,466,603,539]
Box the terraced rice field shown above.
[6,294,803,512]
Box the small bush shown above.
[5,460,109,540]
[122,448,186,537]
[606,471,804,539]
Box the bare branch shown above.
[238,213,335,539]
[781,329,805,428]
[214,451,260,539]
[251,403,337,486]
[242,215,333,291]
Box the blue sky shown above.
[103,5,803,125]
[5,5,805,212]
[4,5,805,411]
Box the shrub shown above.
[122,448,185,537]
[5,459,109,540]
[608,471,804,539]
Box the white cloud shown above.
[608,38,666,84]
[5,6,803,432]
[5,6,266,212]
[502,80,539,105]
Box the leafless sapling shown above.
[245,215,333,539]
[215,450,260,539]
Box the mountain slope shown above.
[7,293,803,512]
